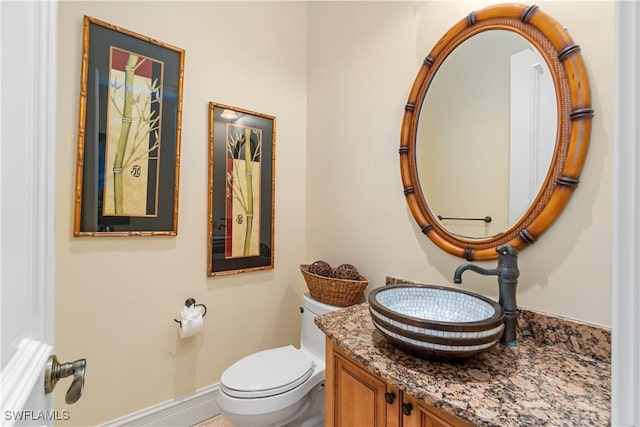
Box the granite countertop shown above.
[315,301,611,427]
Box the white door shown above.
[508,48,556,224]
[0,1,59,425]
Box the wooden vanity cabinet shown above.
[402,394,473,427]
[325,338,401,427]
[325,339,473,427]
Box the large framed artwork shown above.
[208,102,275,276]
[73,16,185,236]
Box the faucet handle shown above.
[496,244,518,257]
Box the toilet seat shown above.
[221,345,315,398]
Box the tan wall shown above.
[56,0,614,425]
[307,1,613,326]
[55,2,308,425]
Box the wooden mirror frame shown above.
[400,4,593,261]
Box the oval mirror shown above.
[400,4,593,260]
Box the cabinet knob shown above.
[402,402,413,416]
[384,391,396,404]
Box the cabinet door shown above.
[325,339,400,427]
[402,396,473,427]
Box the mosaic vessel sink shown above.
[368,284,504,359]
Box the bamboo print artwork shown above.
[103,47,164,217]
[225,125,262,258]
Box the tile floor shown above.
[192,414,234,427]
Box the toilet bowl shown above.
[217,293,340,427]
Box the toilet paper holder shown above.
[174,298,207,327]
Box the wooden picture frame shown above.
[208,102,275,276]
[73,16,185,236]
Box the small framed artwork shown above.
[73,16,185,236]
[208,102,275,276]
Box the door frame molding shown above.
[612,1,640,424]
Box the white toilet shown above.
[217,293,341,427]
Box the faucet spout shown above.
[452,245,520,347]
[453,263,499,284]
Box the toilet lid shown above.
[221,345,315,398]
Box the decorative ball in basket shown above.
[300,261,368,307]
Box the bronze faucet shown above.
[453,245,519,347]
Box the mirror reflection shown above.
[416,30,557,239]
[399,3,593,260]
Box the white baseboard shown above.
[101,383,221,427]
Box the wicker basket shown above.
[300,264,368,307]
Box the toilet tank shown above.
[300,293,340,360]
